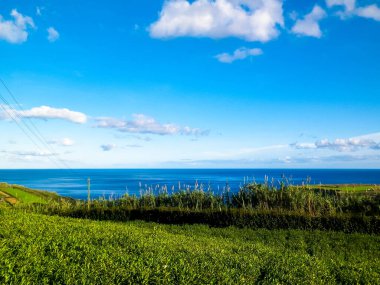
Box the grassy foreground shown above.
[1,209,379,284]
[1,182,379,284]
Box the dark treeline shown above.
[23,183,380,233]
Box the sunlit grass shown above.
[0,209,379,284]
[0,183,67,205]
[0,186,46,204]
[309,184,380,192]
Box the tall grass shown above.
[94,181,379,215]
[25,180,380,215]
[19,180,380,233]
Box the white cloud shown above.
[149,0,284,42]
[95,114,208,136]
[326,0,356,13]
[291,5,326,38]
[61,138,74,146]
[326,0,380,21]
[49,138,75,147]
[215,47,263,63]
[0,105,87,124]
[101,144,116,151]
[292,134,380,152]
[315,138,380,151]
[0,9,35,44]
[355,4,380,21]
[47,27,59,42]
[291,142,317,149]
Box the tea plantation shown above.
[1,209,379,284]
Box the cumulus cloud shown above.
[326,0,380,21]
[100,144,116,151]
[48,138,75,147]
[326,0,356,13]
[0,9,35,43]
[356,4,380,21]
[149,0,284,42]
[95,114,209,136]
[215,47,263,63]
[291,5,326,38]
[292,137,380,152]
[0,105,87,124]
[47,27,59,42]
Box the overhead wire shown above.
[0,78,77,172]
[0,78,61,155]
[0,91,64,169]
[0,78,62,150]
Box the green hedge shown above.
[47,207,380,234]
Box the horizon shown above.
[1,0,380,169]
[1,167,380,170]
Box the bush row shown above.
[43,207,380,234]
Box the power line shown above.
[0,78,59,154]
[0,92,64,169]
[0,79,76,171]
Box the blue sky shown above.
[0,0,380,168]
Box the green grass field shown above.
[0,186,46,204]
[0,209,379,284]
[0,183,66,205]
[0,182,379,284]
[309,184,380,192]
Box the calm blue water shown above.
[0,169,379,200]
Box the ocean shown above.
[1,169,379,200]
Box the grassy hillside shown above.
[0,183,379,283]
[0,209,379,285]
[307,184,380,193]
[0,183,66,206]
